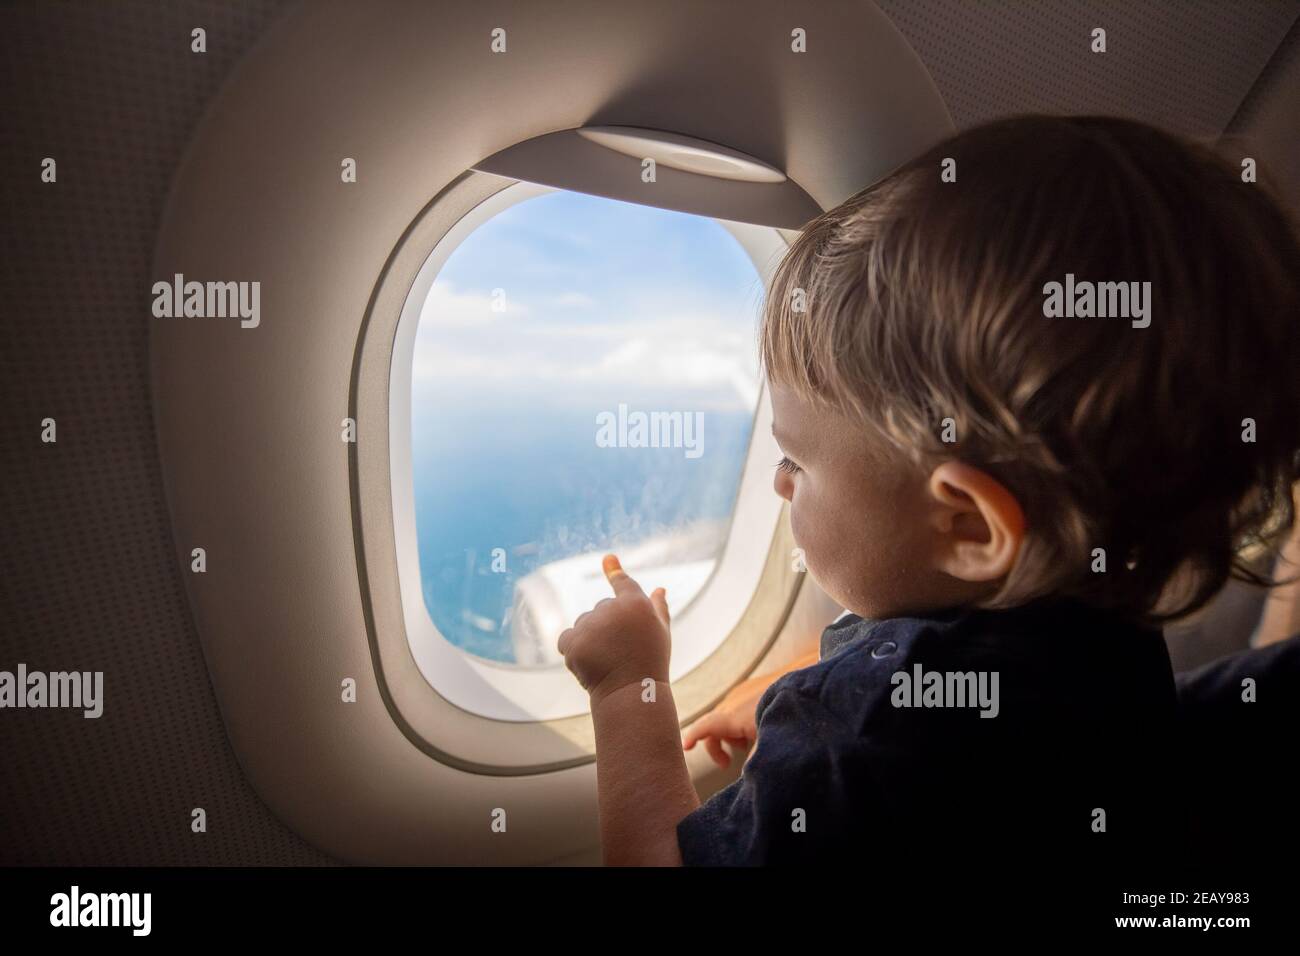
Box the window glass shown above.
[411,190,763,665]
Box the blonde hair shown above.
[761,115,1300,624]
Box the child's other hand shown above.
[682,649,821,769]
[680,672,771,769]
[556,554,672,705]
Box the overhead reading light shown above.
[576,126,787,184]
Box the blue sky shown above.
[412,189,767,415]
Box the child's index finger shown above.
[602,554,641,596]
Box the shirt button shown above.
[871,641,898,659]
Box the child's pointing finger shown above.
[603,555,670,628]
[602,554,643,597]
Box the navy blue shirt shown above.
[676,598,1187,865]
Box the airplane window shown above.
[410,189,767,667]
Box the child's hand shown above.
[682,649,821,769]
[556,554,672,705]
[681,672,770,769]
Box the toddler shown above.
[556,115,1300,866]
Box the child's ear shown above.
[925,460,1025,584]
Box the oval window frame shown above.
[353,169,804,773]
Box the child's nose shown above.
[773,470,793,501]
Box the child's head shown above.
[762,115,1300,625]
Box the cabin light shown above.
[576,125,787,184]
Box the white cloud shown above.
[552,291,597,309]
[411,281,762,409]
[416,281,530,330]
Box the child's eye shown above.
[775,456,801,475]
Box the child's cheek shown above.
[788,501,824,576]
[787,497,806,550]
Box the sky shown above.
[412,188,767,415]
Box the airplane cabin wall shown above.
[2,0,1297,865]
